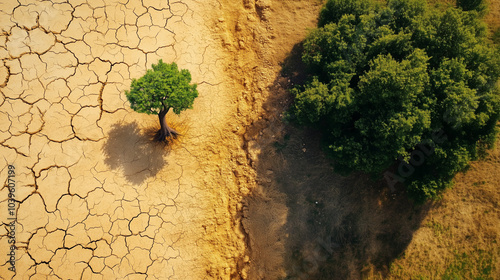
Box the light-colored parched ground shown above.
[0,0,255,278]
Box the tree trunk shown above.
[156,107,179,141]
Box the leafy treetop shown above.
[125,60,198,115]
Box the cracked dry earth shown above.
[0,0,321,279]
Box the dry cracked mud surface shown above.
[0,0,322,279]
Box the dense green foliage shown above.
[125,60,198,115]
[291,0,500,201]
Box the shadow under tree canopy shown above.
[102,122,168,185]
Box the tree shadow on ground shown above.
[102,122,169,185]
[242,43,433,279]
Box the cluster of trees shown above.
[290,0,500,201]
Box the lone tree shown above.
[125,60,198,141]
[291,0,500,202]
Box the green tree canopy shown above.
[125,60,198,141]
[291,0,500,201]
[126,60,198,115]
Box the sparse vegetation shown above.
[443,250,495,280]
[384,248,496,279]
[290,0,500,202]
[125,60,198,141]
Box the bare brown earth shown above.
[1,0,499,279]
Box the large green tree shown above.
[125,60,198,141]
[291,0,500,201]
